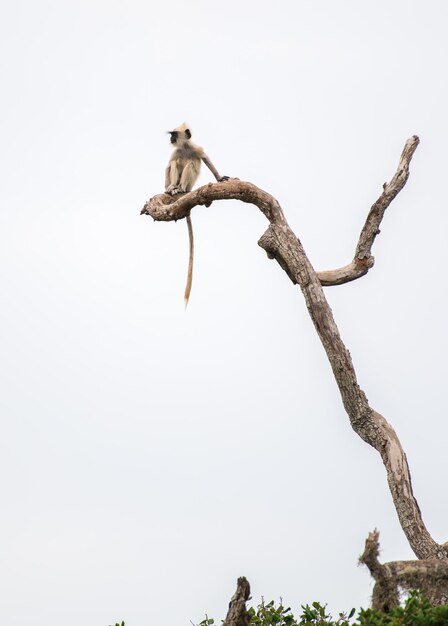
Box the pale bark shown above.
[317,136,420,285]
[141,137,448,599]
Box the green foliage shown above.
[247,598,355,626]
[357,591,448,625]
[195,592,448,626]
[109,593,448,626]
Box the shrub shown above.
[196,592,448,626]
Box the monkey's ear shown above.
[185,128,191,139]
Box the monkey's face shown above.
[169,125,192,145]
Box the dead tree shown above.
[141,136,448,608]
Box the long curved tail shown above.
[184,215,194,308]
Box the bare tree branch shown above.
[141,137,447,574]
[222,577,251,626]
[317,135,420,285]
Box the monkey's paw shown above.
[166,185,184,196]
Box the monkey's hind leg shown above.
[180,161,200,193]
[166,160,182,194]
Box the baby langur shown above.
[165,123,229,306]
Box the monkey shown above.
[165,123,229,307]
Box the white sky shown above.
[1,1,448,624]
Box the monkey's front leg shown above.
[164,165,172,191]
[202,154,230,183]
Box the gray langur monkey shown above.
[165,123,229,306]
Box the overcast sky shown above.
[1,1,448,625]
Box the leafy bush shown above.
[199,598,354,626]
[109,593,448,626]
[247,599,355,626]
[357,591,448,625]
[196,592,448,626]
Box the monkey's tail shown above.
[184,214,194,308]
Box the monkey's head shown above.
[168,122,192,145]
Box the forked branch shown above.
[317,135,420,285]
[360,530,448,609]
[141,137,447,567]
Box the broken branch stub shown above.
[360,530,448,609]
[222,577,251,626]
